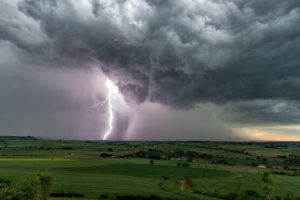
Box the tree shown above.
[100,153,112,157]
[107,148,113,152]
[186,151,199,159]
[173,149,184,157]
[260,169,274,200]
[37,172,53,200]
[184,176,194,191]
[0,172,53,200]
[182,162,189,167]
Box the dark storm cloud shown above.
[220,100,300,126]
[0,0,297,108]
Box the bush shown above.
[199,153,213,159]
[99,194,108,199]
[61,146,73,150]
[148,152,161,159]
[100,153,112,157]
[186,151,199,159]
[182,162,190,167]
[0,172,54,200]
[224,192,238,200]
[173,149,185,157]
[243,190,260,197]
[107,148,113,152]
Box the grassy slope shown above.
[0,158,299,199]
[0,158,219,200]
[0,137,300,199]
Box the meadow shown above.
[0,137,300,200]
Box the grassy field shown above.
[0,137,300,200]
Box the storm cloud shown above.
[1,0,300,140]
[0,0,298,107]
[220,100,300,126]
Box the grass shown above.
[0,137,300,199]
[0,158,226,197]
[0,158,299,199]
[54,163,233,179]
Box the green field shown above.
[0,137,300,200]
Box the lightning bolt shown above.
[103,79,113,140]
[93,78,125,140]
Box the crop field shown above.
[0,137,300,200]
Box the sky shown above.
[0,0,300,141]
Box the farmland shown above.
[0,137,300,200]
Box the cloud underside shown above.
[1,0,299,107]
